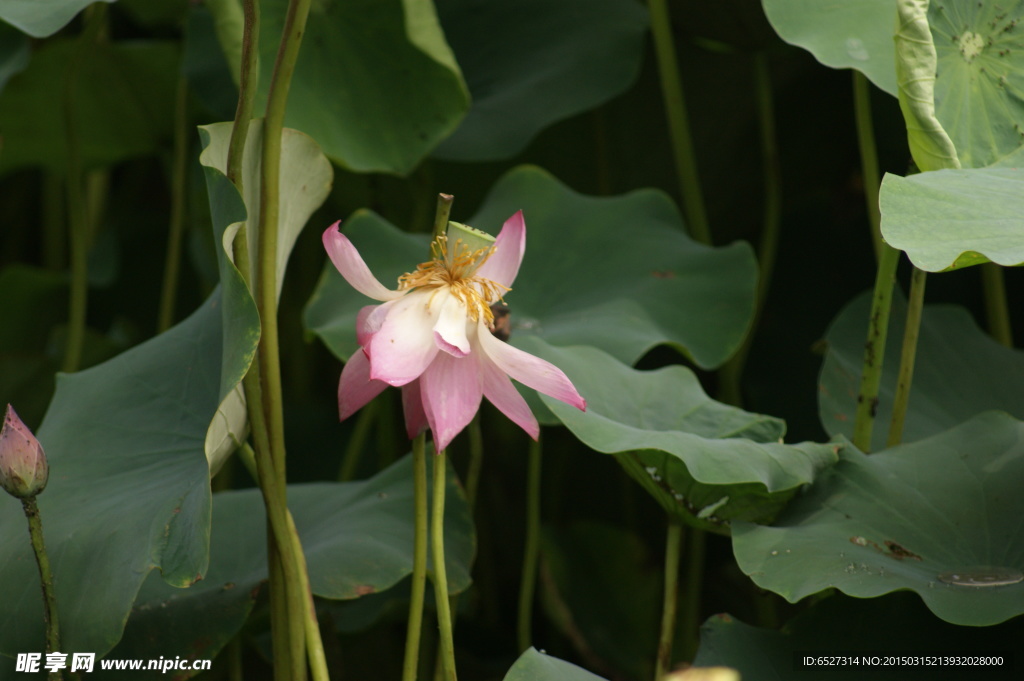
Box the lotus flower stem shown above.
[286,510,330,681]
[227,0,261,188]
[853,71,883,261]
[465,415,484,510]
[157,76,190,333]
[402,434,430,681]
[516,436,542,653]
[887,267,927,447]
[718,52,782,406]
[981,264,1013,347]
[852,244,901,452]
[680,527,706,661]
[655,520,682,681]
[256,0,325,676]
[648,0,711,245]
[338,400,378,481]
[22,498,60,670]
[432,449,458,680]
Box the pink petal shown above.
[401,379,428,440]
[356,305,381,348]
[474,211,525,288]
[421,352,483,452]
[433,293,471,357]
[368,291,440,386]
[338,349,388,421]
[480,355,539,440]
[477,328,586,411]
[323,223,403,302]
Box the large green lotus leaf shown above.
[761,0,897,95]
[930,1,1024,169]
[305,166,757,370]
[527,338,838,531]
[694,592,1023,680]
[733,411,1024,626]
[880,168,1024,271]
[0,39,178,174]
[251,0,467,174]
[0,293,222,657]
[97,454,474,675]
[198,120,333,467]
[0,0,115,38]
[504,648,608,681]
[819,291,1024,451]
[431,0,648,161]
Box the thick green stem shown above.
[285,510,330,681]
[718,52,782,406]
[464,415,483,510]
[227,0,260,186]
[654,521,682,681]
[255,0,321,676]
[432,449,458,681]
[157,77,190,333]
[23,497,61,671]
[887,267,927,447]
[852,244,901,452]
[338,400,378,481]
[853,72,883,260]
[648,0,711,244]
[982,264,1013,347]
[402,435,429,681]
[679,527,706,662]
[516,437,542,653]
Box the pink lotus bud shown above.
[0,404,49,499]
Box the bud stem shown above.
[22,496,62,673]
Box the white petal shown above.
[432,291,472,358]
[368,290,440,386]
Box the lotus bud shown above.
[0,405,49,499]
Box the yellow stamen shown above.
[397,236,509,327]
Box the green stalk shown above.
[258,0,312,484]
[464,415,483,510]
[516,437,542,653]
[431,449,458,681]
[654,521,682,681]
[679,527,706,662]
[887,267,927,447]
[853,72,883,260]
[718,52,782,406]
[267,532,293,680]
[157,77,190,333]
[981,264,1013,347]
[227,0,260,186]
[286,510,330,681]
[338,400,378,481]
[22,497,61,672]
[648,0,711,244]
[852,244,901,452]
[255,0,321,675]
[402,435,430,681]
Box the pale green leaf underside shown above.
[880,167,1024,271]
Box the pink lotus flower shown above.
[323,212,585,452]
